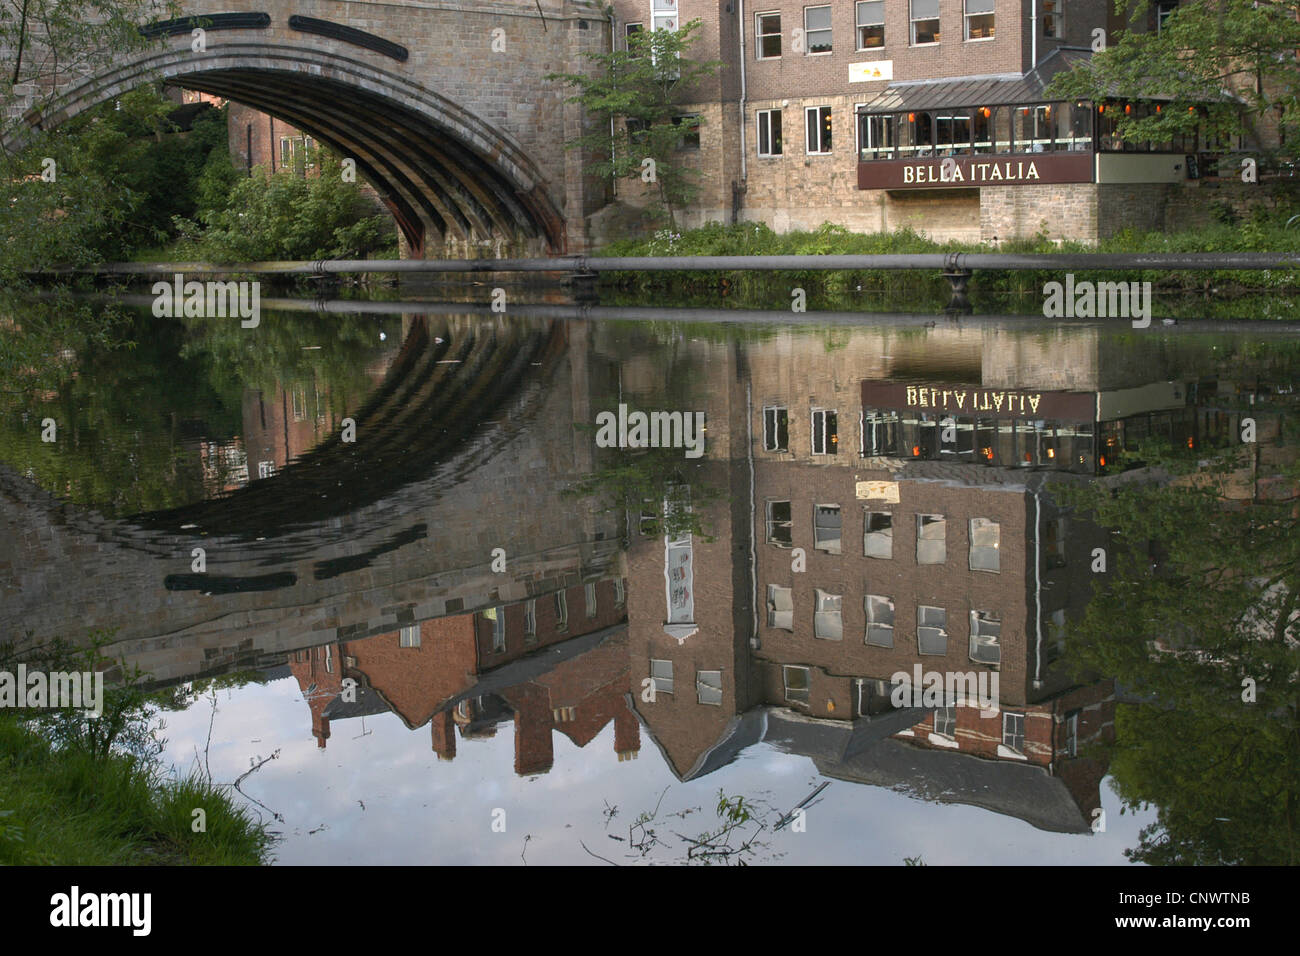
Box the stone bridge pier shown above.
[11,0,610,256]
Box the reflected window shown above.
[697,669,723,706]
[614,579,626,607]
[917,605,947,654]
[969,610,1001,664]
[811,408,838,454]
[784,665,811,704]
[814,504,842,554]
[1002,711,1025,753]
[763,405,789,450]
[1065,710,1079,756]
[814,589,843,640]
[399,625,420,648]
[862,409,899,455]
[524,599,537,643]
[1046,608,1067,663]
[865,594,895,647]
[555,591,568,632]
[767,500,793,547]
[865,511,893,559]
[917,514,947,564]
[1044,516,1067,568]
[650,659,674,695]
[969,517,1000,571]
[486,606,505,652]
[585,582,598,618]
[767,584,794,631]
[934,705,956,738]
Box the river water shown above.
[2,293,1297,864]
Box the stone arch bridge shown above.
[13,0,610,256]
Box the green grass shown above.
[0,718,274,865]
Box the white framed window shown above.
[865,594,895,646]
[856,0,884,48]
[767,584,794,630]
[651,0,678,33]
[324,645,332,673]
[756,108,783,158]
[969,517,1000,571]
[806,106,833,154]
[864,510,893,559]
[910,0,940,44]
[1156,0,1176,34]
[614,579,626,607]
[555,590,568,631]
[917,605,948,654]
[756,11,781,58]
[399,624,420,647]
[813,504,842,554]
[804,5,833,53]
[1042,0,1063,37]
[1002,711,1025,753]
[784,665,811,703]
[650,659,674,695]
[969,610,1001,664]
[1065,710,1079,756]
[258,460,276,479]
[524,599,537,643]
[762,405,788,449]
[585,581,598,618]
[279,136,293,169]
[964,0,994,39]
[766,500,793,547]
[814,589,843,640]
[697,669,723,705]
[934,705,956,737]
[917,514,946,565]
[810,407,837,452]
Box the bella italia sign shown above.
[857,151,1093,190]
[861,382,1096,422]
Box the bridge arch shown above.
[18,14,600,255]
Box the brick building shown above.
[605,0,1271,242]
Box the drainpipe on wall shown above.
[1030,0,1038,70]
[609,8,618,200]
[736,0,748,216]
[1032,481,1044,692]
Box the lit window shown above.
[910,0,940,44]
[969,517,1000,571]
[917,605,947,654]
[864,511,893,559]
[917,514,946,564]
[865,594,895,647]
[767,585,794,630]
[756,11,782,58]
[964,0,994,39]
[1002,711,1025,753]
[969,610,1001,664]
[814,589,843,640]
[399,624,420,648]
[784,665,811,703]
[804,5,833,53]
[650,659,674,695]
[806,106,833,154]
[811,407,837,453]
[813,504,842,554]
[763,405,789,449]
[1042,0,1063,37]
[766,500,793,547]
[697,669,723,705]
[856,0,884,48]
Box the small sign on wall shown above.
[850,60,892,83]
[856,480,900,502]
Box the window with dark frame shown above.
[1003,711,1025,753]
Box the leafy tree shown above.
[1047,0,1300,164]
[547,20,723,227]
[1048,437,1300,864]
